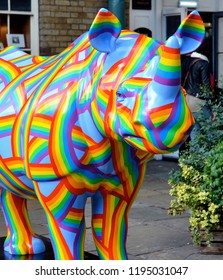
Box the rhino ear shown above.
[89,8,122,53]
[173,10,205,54]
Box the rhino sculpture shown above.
[0,9,204,260]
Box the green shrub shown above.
[168,89,223,245]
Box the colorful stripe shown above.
[1,188,45,255]
[0,9,203,260]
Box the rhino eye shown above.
[116,91,126,98]
[116,86,127,100]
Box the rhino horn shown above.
[149,36,181,102]
[148,9,206,99]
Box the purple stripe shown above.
[0,75,8,85]
[58,196,77,223]
[89,28,120,40]
[154,76,181,86]
[36,151,49,164]
[0,133,11,137]
[143,115,169,150]
[31,132,49,140]
[156,91,180,132]
[176,31,203,42]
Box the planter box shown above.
[200,227,223,255]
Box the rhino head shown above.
[89,9,205,154]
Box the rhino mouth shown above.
[124,134,148,149]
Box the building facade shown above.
[0,0,222,82]
[129,0,223,84]
[0,1,128,56]
[39,0,111,55]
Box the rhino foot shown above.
[4,236,46,255]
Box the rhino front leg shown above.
[0,189,45,255]
[34,179,87,260]
[91,190,129,260]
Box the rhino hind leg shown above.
[34,180,87,260]
[0,189,46,255]
[91,190,128,260]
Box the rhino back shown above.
[0,30,156,196]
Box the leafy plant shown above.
[168,87,223,245]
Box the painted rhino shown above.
[0,9,204,259]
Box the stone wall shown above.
[39,0,129,55]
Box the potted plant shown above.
[168,87,223,250]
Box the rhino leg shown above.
[91,190,128,260]
[34,179,87,260]
[0,189,45,255]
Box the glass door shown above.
[212,12,223,84]
[162,8,187,41]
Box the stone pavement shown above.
[1,159,223,260]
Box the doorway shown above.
[212,12,223,84]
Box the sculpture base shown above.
[0,236,99,260]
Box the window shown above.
[0,0,39,55]
[166,15,181,39]
[0,0,31,11]
[132,0,152,10]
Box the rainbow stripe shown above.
[0,9,203,259]
[1,188,45,255]
[89,8,121,52]
[0,156,35,199]
[175,10,205,54]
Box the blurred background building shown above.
[0,0,222,84]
